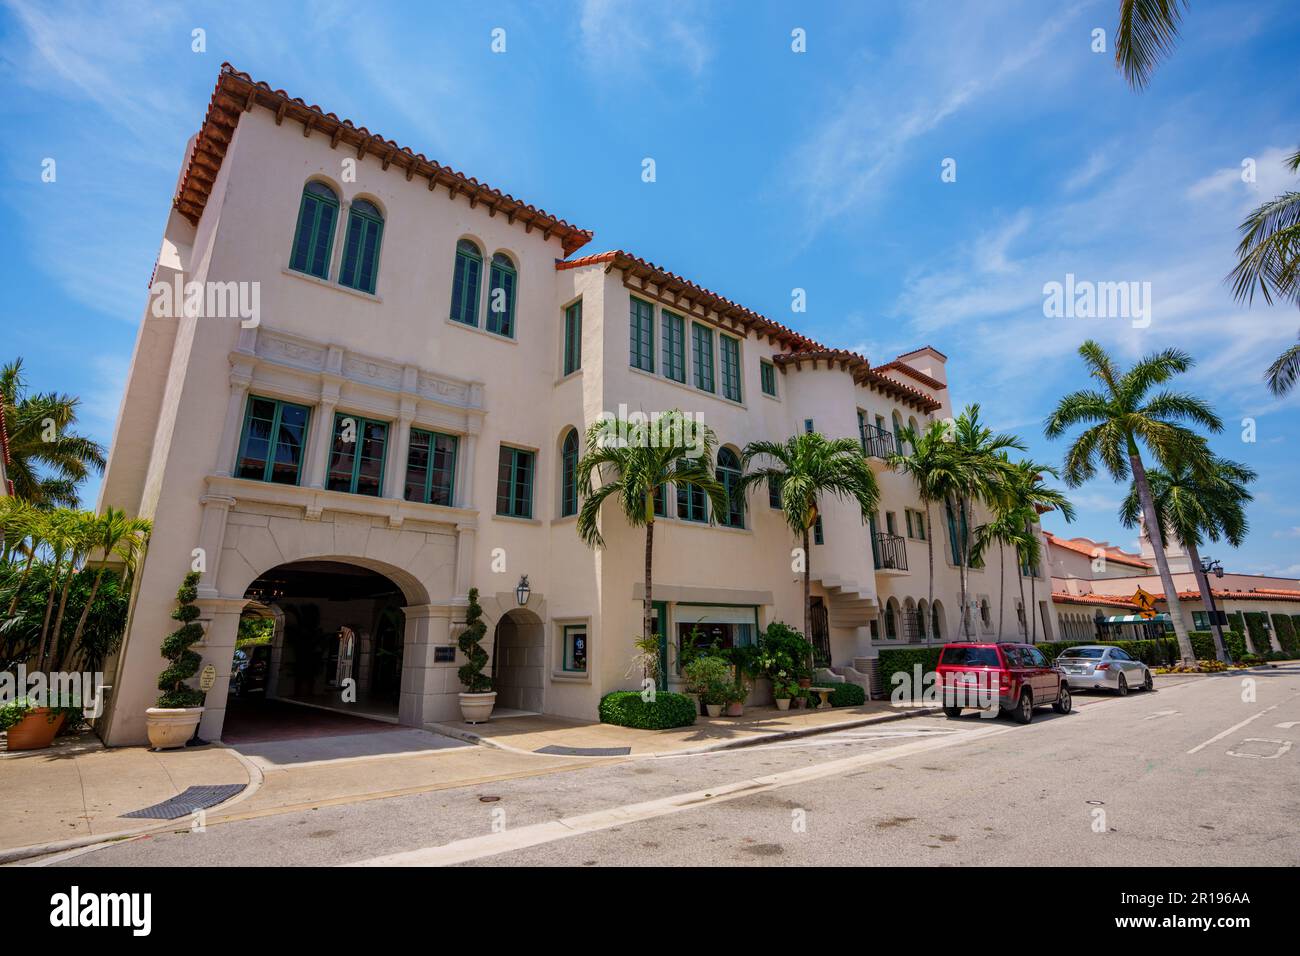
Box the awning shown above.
[1101,613,1171,624]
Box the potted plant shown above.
[772,673,796,711]
[145,571,206,750]
[457,587,496,723]
[1,698,67,751]
[723,679,749,717]
[684,655,731,718]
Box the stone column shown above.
[458,425,480,510]
[213,365,253,477]
[398,604,457,726]
[384,398,415,500]
[454,524,476,599]
[193,598,248,742]
[195,494,236,599]
[304,381,340,489]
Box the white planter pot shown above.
[705,703,723,718]
[145,707,204,750]
[459,691,497,724]
[774,698,791,711]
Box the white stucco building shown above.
[96,65,1059,745]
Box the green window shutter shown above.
[339,201,384,294]
[720,335,741,402]
[563,300,582,375]
[905,511,914,538]
[716,449,743,528]
[289,182,339,280]
[450,240,482,325]
[946,499,961,565]
[813,516,824,545]
[496,447,535,518]
[487,254,517,337]
[760,360,776,397]
[692,323,714,392]
[630,297,654,372]
[662,310,685,382]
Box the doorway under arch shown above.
[491,607,545,713]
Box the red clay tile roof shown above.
[1044,532,1151,569]
[175,65,593,256]
[1056,588,1300,607]
[1052,592,1139,608]
[873,360,946,391]
[896,345,949,361]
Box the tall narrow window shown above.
[716,448,744,528]
[760,360,777,397]
[289,182,338,280]
[237,397,310,485]
[720,335,742,402]
[768,475,782,509]
[338,199,384,294]
[560,429,579,517]
[676,463,708,522]
[450,239,483,326]
[692,323,714,392]
[487,253,517,337]
[662,309,686,382]
[563,300,582,375]
[327,413,388,496]
[404,429,458,506]
[496,446,535,518]
[813,515,825,545]
[630,297,654,372]
[892,411,904,451]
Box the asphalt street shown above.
[40,664,1300,867]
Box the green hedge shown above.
[1243,612,1272,655]
[598,691,697,729]
[1271,615,1299,658]
[877,647,943,695]
[1188,630,1248,662]
[828,682,866,707]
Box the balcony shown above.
[872,531,909,575]
[859,423,895,469]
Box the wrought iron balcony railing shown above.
[872,531,909,572]
[859,423,895,459]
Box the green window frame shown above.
[562,624,588,673]
[288,181,339,280]
[560,429,580,517]
[946,498,975,566]
[692,323,715,392]
[630,296,655,372]
[496,446,535,518]
[338,199,384,294]
[563,300,582,375]
[768,475,782,509]
[327,413,389,497]
[720,335,742,402]
[813,515,825,545]
[487,253,517,337]
[236,396,311,485]
[450,239,483,326]
[905,510,914,538]
[676,464,708,523]
[760,360,777,397]
[716,448,744,529]
[404,428,458,506]
[662,309,686,382]
[654,483,669,517]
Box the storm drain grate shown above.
[121,784,245,820]
[534,745,630,757]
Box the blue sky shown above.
[2,0,1298,575]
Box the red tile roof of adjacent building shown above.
[1052,592,1139,608]
[872,360,947,391]
[175,65,594,256]
[1055,588,1300,608]
[1043,532,1151,569]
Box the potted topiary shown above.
[145,571,206,750]
[457,587,496,723]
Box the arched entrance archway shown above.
[491,608,545,713]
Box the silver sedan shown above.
[1055,645,1153,695]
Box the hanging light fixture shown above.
[516,574,531,606]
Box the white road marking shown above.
[1143,710,1180,720]
[1226,738,1292,760]
[348,724,1013,867]
[1275,721,1300,730]
[1185,695,1298,755]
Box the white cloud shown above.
[579,0,713,79]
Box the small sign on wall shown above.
[434,646,456,663]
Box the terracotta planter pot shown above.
[145,707,204,750]
[5,708,66,751]
[792,696,807,709]
[459,691,497,724]
[724,701,744,717]
[705,703,723,718]
[774,698,792,711]
[798,678,812,688]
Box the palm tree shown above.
[67,507,151,665]
[970,501,1036,639]
[1119,456,1256,662]
[46,510,102,671]
[1045,340,1221,663]
[1,499,44,616]
[1,358,106,507]
[737,432,880,671]
[34,509,84,670]
[947,405,1025,639]
[1114,0,1189,89]
[576,411,727,678]
[889,420,963,643]
[1005,459,1076,641]
[1227,147,1300,396]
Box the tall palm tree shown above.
[577,411,727,676]
[1,358,106,507]
[1114,0,1189,89]
[889,420,964,643]
[1,499,44,616]
[947,405,1025,639]
[970,501,1036,639]
[1045,340,1221,663]
[67,507,151,666]
[46,510,101,671]
[737,432,880,671]
[1005,459,1076,641]
[34,509,84,670]
[1119,456,1256,661]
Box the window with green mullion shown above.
[404,429,458,506]
[662,310,685,382]
[236,396,311,485]
[720,335,741,402]
[692,323,715,392]
[487,253,517,337]
[676,473,708,523]
[496,446,535,518]
[630,297,654,372]
[760,360,777,397]
[288,182,338,280]
[338,200,384,294]
[327,413,389,497]
[563,300,582,375]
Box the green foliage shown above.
[237,616,275,649]
[828,682,866,707]
[757,621,814,680]
[1242,612,1272,654]
[598,691,697,729]
[157,572,205,708]
[456,587,492,693]
[682,655,733,705]
[1270,614,1299,657]
[878,647,943,692]
[0,561,129,672]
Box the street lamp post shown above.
[1199,556,1230,664]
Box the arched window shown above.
[980,598,991,630]
[931,601,945,640]
[450,239,483,326]
[917,599,930,640]
[891,411,904,452]
[487,253,517,337]
[289,181,339,280]
[884,599,899,640]
[560,428,579,518]
[716,447,744,529]
[339,199,384,294]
